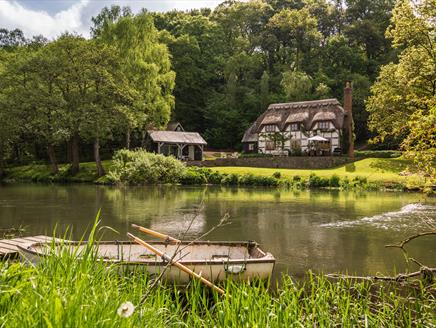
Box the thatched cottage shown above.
[242,83,353,156]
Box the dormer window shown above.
[290,123,299,131]
[318,121,330,130]
[265,124,275,132]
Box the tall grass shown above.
[0,233,434,327]
[1,260,434,326]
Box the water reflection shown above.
[0,184,434,277]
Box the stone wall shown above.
[188,156,355,169]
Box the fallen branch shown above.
[385,231,436,249]
[326,267,436,282]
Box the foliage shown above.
[239,153,273,158]
[354,150,402,158]
[180,166,209,185]
[107,149,186,185]
[149,0,396,148]
[367,0,435,144]
[94,10,176,134]
[402,106,436,183]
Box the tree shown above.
[94,8,175,148]
[281,70,313,100]
[268,8,321,70]
[366,0,435,143]
[402,106,436,183]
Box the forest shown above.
[0,0,434,178]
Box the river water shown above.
[1,184,435,278]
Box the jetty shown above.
[0,235,61,259]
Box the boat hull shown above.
[18,240,275,283]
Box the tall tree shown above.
[94,8,175,147]
[367,0,435,143]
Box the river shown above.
[1,184,435,278]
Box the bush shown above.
[221,173,239,185]
[351,176,368,188]
[239,153,273,158]
[108,149,186,185]
[207,171,224,184]
[308,173,329,188]
[354,150,402,158]
[340,176,350,189]
[180,167,208,185]
[292,175,301,182]
[329,174,340,187]
[272,171,281,179]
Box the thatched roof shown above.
[242,99,345,143]
[148,131,207,145]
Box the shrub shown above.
[108,149,186,185]
[207,171,224,184]
[180,167,208,185]
[272,171,281,179]
[354,150,402,158]
[308,173,329,188]
[329,174,340,187]
[239,153,273,158]
[351,176,368,188]
[340,177,350,189]
[221,173,239,185]
[292,175,301,182]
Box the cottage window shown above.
[290,123,299,131]
[265,140,275,150]
[318,121,330,130]
[248,143,254,151]
[264,125,275,132]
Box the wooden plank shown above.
[6,237,37,244]
[0,235,63,258]
[0,244,18,252]
[0,240,22,248]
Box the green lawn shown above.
[212,157,425,188]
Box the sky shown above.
[0,0,224,39]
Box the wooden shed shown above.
[147,130,207,161]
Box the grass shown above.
[3,160,113,184]
[1,241,435,327]
[212,157,426,188]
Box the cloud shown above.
[0,0,224,40]
[0,0,90,39]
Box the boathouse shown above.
[146,123,207,161]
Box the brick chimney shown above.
[343,81,354,157]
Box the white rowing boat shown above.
[18,240,275,282]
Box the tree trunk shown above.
[66,139,73,164]
[126,126,131,149]
[141,131,146,148]
[71,133,80,175]
[47,144,58,174]
[94,137,105,177]
[0,144,4,178]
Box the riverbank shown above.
[1,157,429,191]
[1,251,434,327]
[212,157,427,190]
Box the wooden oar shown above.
[131,224,180,243]
[127,232,226,297]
